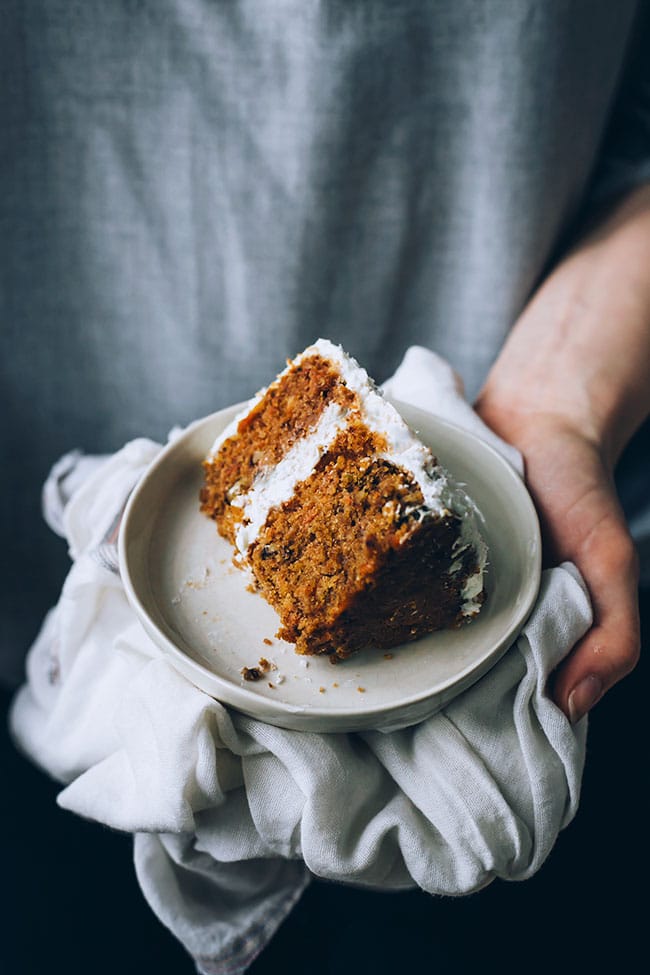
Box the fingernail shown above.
[568,674,603,724]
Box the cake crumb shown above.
[258,657,276,673]
[319,686,326,694]
[332,682,339,688]
[383,653,394,660]
[357,686,366,693]
[268,682,275,689]
[263,637,273,646]
[241,666,263,682]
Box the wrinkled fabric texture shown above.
[11,349,593,974]
[2,1,650,682]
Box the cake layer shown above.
[248,420,479,656]
[201,352,356,544]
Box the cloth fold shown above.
[10,348,592,975]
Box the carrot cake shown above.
[200,339,487,659]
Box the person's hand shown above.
[475,183,650,722]
[474,402,640,723]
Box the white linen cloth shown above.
[10,348,592,975]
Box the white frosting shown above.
[208,338,487,617]
[460,532,488,616]
[234,400,349,553]
[297,340,451,513]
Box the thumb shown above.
[551,518,640,722]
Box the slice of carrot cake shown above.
[200,339,487,659]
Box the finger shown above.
[551,522,640,722]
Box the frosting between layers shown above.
[207,338,487,616]
[234,400,349,553]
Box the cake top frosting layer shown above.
[294,340,478,523]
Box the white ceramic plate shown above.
[119,400,541,733]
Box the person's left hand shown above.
[474,401,640,723]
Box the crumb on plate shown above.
[241,666,263,682]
